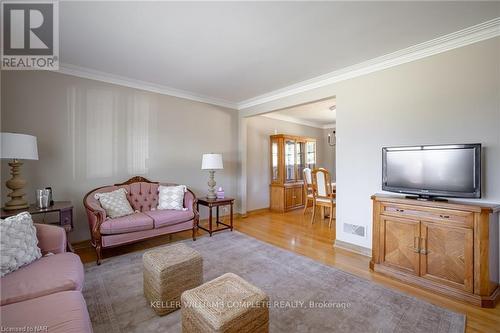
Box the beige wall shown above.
[1,71,239,242]
[241,37,500,251]
[2,37,498,253]
[246,115,331,211]
[335,37,500,249]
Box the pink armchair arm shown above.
[35,223,66,255]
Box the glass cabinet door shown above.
[296,142,305,180]
[306,141,316,169]
[271,139,279,182]
[285,140,296,182]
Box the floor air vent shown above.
[343,223,365,237]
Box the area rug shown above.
[83,231,465,333]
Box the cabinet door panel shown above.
[296,142,305,181]
[285,188,294,209]
[271,139,280,184]
[285,186,303,209]
[420,222,473,292]
[293,186,303,206]
[306,141,316,169]
[284,140,296,182]
[380,217,420,275]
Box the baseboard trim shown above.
[71,239,92,250]
[240,207,270,218]
[333,239,371,257]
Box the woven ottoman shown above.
[181,273,269,333]
[143,243,203,316]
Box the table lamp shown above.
[1,132,39,210]
[201,153,223,200]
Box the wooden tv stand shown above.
[370,194,500,307]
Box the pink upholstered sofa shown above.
[0,223,92,333]
[84,176,199,264]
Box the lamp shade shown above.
[1,132,39,160]
[201,153,223,170]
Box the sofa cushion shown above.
[100,212,154,235]
[157,185,187,210]
[145,209,195,228]
[95,188,134,218]
[0,291,92,333]
[0,252,84,306]
[1,212,42,277]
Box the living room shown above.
[1,2,499,333]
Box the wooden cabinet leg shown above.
[60,208,74,252]
[66,238,74,253]
[230,203,233,231]
[208,206,213,236]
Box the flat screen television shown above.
[382,144,481,199]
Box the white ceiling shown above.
[59,2,500,106]
[263,98,336,128]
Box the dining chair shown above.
[311,168,336,228]
[302,168,313,214]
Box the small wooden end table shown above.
[1,201,74,252]
[196,197,234,236]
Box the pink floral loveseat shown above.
[83,176,199,264]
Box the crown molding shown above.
[322,123,336,129]
[56,63,238,110]
[261,113,335,129]
[238,17,500,110]
[53,18,499,112]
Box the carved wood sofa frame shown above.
[83,176,199,264]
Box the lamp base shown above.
[206,170,217,200]
[3,201,29,211]
[3,160,29,211]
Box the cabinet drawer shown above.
[381,203,473,228]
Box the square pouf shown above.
[143,243,203,316]
[181,273,269,333]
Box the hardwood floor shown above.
[75,209,500,333]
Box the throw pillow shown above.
[0,212,42,277]
[157,185,187,211]
[94,188,134,218]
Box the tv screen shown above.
[382,144,481,198]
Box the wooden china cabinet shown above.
[269,134,316,212]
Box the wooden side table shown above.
[1,201,74,252]
[196,197,234,236]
